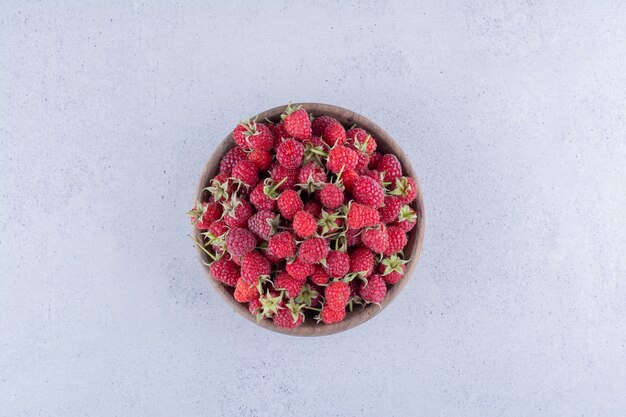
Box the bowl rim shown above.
[193,102,426,336]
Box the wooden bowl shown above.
[194,103,425,336]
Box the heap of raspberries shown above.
[189,104,418,329]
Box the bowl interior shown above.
[194,103,425,336]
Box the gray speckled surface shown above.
[1,1,625,416]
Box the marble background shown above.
[1,1,625,416]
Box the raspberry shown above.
[347,203,380,229]
[319,183,345,210]
[327,145,358,174]
[222,196,253,228]
[302,201,321,220]
[270,163,299,191]
[249,182,276,211]
[324,281,350,310]
[234,277,258,302]
[390,176,417,204]
[394,205,417,232]
[276,139,304,169]
[188,201,222,230]
[368,152,382,170]
[282,104,312,140]
[359,274,387,303]
[286,258,315,281]
[325,250,350,278]
[277,189,303,220]
[341,169,359,194]
[361,223,390,254]
[219,146,247,175]
[273,302,304,329]
[267,231,296,259]
[312,115,335,136]
[292,210,317,238]
[354,152,370,172]
[209,258,239,287]
[232,120,273,151]
[377,154,402,183]
[321,121,346,147]
[320,306,346,324]
[274,271,305,298]
[298,162,326,192]
[353,175,384,208]
[247,210,279,241]
[298,237,329,264]
[345,228,361,247]
[382,226,408,256]
[346,128,377,154]
[378,196,402,223]
[248,297,262,316]
[309,264,330,285]
[225,227,257,258]
[377,255,407,285]
[247,149,273,171]
[273,121,291,142]
[231,159,259,188]
[205,174,234,203]
[349,246,375,277]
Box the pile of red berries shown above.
[189,104,418,329]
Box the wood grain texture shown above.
[193,103,426,336]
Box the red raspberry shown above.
[298,162,326,192]
[231,159,259,188]
[390,176,418,204]
[277,189,303,220]
[206,174,234,203]
[377,154,402,183]
[319,183,344,210]
[188,201,222,230]
[377,261,406,285]
[292,210,317,238]
[274,271,305,298]
[273,121,291,142]
[267,231,296,259]
[320,306,346,324]
[248,297,262,316]
[327,145,358,174]
[219,146,247,175]
[303,200,322,219]
[209,258,239,287]
[262,121,275,134]
[393,205,418,232]
[324,281,350,310]
[321,121,346,147]
[368,152,382,169]
[247,149,273,171]
[359,274,387,303]
[354,152,370,172]
[270,163,299,191]
[222,197,253,228]
[207,220,228,238]
[362,169,383,185]
[273,303,304,329]
[361,223,390,254]
[282,105,312,140]
[298,237,329,264]
[241,251,270,284]
[263,249,283,264]
[309,264,330,285]
[233,120,274,151]
[325,250,350,278]
[234,277,258,302]
[345,228,362,247]
[353,175,384,208]
[341,169,359,194]
[225,227,257,258]
[247,210,279,241]
[286,258,315,281]
[378,196,402,223]
[312,115,335,136]
[346,128,377,154]
[383,226,408,256]
[347,203,380,229]
[276,139,304,169]
[349,246,375,277]
[249,182,276,211]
